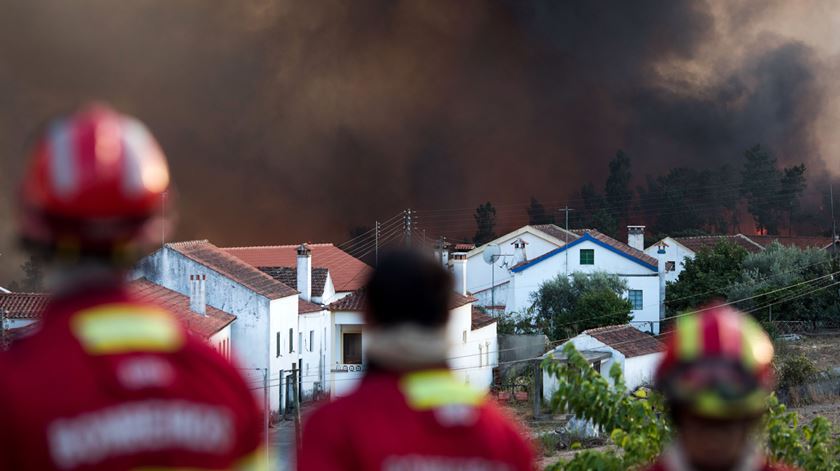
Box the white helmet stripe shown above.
[47,120,77,198]
[120,118,149,197]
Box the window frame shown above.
[289,328,294,353]
[628,289,643,310]
[580,249,595,265]
[342,332,363,365]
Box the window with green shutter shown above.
[580,249,595,265]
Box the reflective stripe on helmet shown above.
[47,119,78,198]
[676,314,700,361]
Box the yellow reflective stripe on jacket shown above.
[131,447,269,471]
[71,304,184,355]
[400,369,485,410]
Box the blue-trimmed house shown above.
[464,225,665,334]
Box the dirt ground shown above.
[777,332,840,372]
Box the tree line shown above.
[471,144,828,246]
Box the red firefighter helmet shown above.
[655,305,775,419]
[18,103,171,254]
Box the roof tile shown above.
[224,243,370,292]
[130,279,236,338]
[582,324,664,358]
[167,240,297,299]
[329,289,476,312]
[471,307,496,331]
[259,267,328,297]
[0,293,50,319]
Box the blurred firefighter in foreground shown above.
[298,249,535,470]
[649,306,797,471]
[0,104,265,470]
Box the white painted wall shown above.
[624,353,662,390]
[298,310,331,399]
[5,319,35,329]
[644,238,695,284]
[509,239,661,333]
[330,310,365,398]
[209,324,232,360]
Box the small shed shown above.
[542,324,664,401]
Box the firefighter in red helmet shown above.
[0,104,266,470]
[648,306,797,471]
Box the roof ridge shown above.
[165,239,210,247]
[224,243,335,250]
[583,324,629,334]
[0,292,49,296]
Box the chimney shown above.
[297,243,312,302]
[627,225,645,251]
[511,238,528,265]
[450,253,468,296]
[190,274,206,315]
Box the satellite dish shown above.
[483,244,501,264]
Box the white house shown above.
[133,240,300,413]
[326,289,497,397]
[259,244,336,400]
[542,324,664,401]
[644,234,764,284]
[500,228,665,334]
[461,224,579,313]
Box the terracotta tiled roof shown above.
[259,267,329,297]
[747,235,834,250]
[532,224,581,243]
[0,293,50,319]
[130,279,236,338]
[298,298,324,314]
[583,324,664,358]
[224,243,371,292]
[329,289,476,312]
[471,307,496,330]
[167,240,297,299]
[672,234,763,254]
[0,282,236,339]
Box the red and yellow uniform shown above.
[298,369,534,471]
[0,286,265,470]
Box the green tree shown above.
[529,272,631,339]
[666,241,748,315]
[605,150,633,225]
[727,243,838,327]
[526,196,554,225]
[16,255,45,292]
[740,145,807,235]
[473,201,497,245]
[578,183,618,238]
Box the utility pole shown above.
[558,206,575,276]
[374,221,380,266]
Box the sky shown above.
[0,0,839,284]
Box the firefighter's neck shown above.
[364,324,450,372]
[46,260,125,297]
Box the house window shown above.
[628,290,643,310]
[665,261,676,272]
[592,360,601,374]
[289,328,294,353]
[276,332,281,357]
[580,249,595,265]
[462,330,467,344]
[343,332,362,365]
[309,330,315,352]
[479,344,484,367]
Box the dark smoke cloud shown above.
[0,0,834,283]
